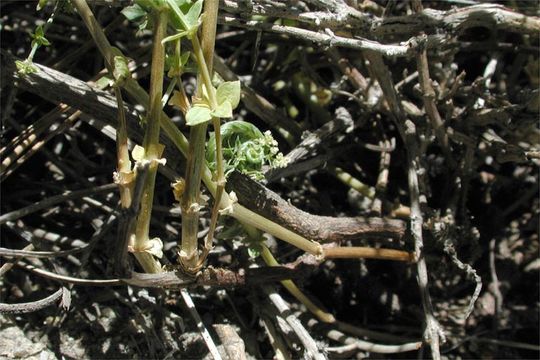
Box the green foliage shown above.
[112,55,131,85]
[206,121,288,180]
[216,80,241,109]
[184,81,241,126]
[247,242,262,259]
[121,2,153,32]
[185,105,212,126]
[164,0,202,41]
[37,0,49,11]
[121,3,147,21]
[30,25,51,47]
[166,51,190,77]
[15,60,38,75]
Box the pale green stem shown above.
[199,0,223,265]
[114,87,133,209]
[333,166,375,199]
[179,4,220,271]
[132,9,168,273]
[180,125,207,271]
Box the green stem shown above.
[132,9,168,273]
[180,125,207,271]
[114,87,132,208]
[332,166,375,199]
[179,1,220,272]
[199,0,223,266]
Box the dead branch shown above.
[262,286,326,360]
[0,288,63,314]
[218,15,448,58]
[374,4,540,38]
[15,260,304,288]
[227,171,406,243]
[220,1,540,36]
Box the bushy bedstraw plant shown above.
[206,120,288,181]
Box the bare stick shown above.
[371,139,392,216]
[228,171,406,243]
[0,244,33,276]
[0,246,89,259]
[0,288,63,314]
[260,314,292,360]
[180,289,223,360]
[219,15,439,58]
[404,120,445,360]
[221,2,540,36]
[213,324,247,360]
[411,1,454,167]
[0,183,116,224]
[263,286,326,360]
[325,328,422,354]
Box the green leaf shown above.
[173,0,190,7]
[37,0,48,11]
[30,25,50,47]
[247,244,261,259]
[186,105,212,126]
[162,31,188,44]
[35,25,45,38]
[211,100,233,119]
[132,145,145,161]
[216,81,241,109]
[95,75,114,88]
[165,0,190,31]
[39,37,50,46]
[121,4,147,21]
[185,0,203,29]
[180,51,190,66]
[113,55,130,84]
[15,60,38,75]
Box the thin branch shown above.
[260,314,292,360]
[0,244,33,276]
[213,324,247,360]
[15,261,123,286]
[325,327,422,354]
[14,260,303,288]
[180,289,223,360]
[262,286,326,360]
[404,119,445,360]
[0,288,63,314]
[0,183,116,224]
[323,246,414,262]
[219,15,447,58]
[0,246,88,258]
[414,34,454,167]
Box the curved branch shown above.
[0,288,62,314]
